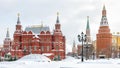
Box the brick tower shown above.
[3,28,11,54]
[96,5,112,58]
[13,13,23,49]
[53,12,66,59]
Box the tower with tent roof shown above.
[96,5,112,58]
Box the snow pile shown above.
[62,56,76,61]
[17,54,51,62]
[62,56,80,63]
[42,53,53,56]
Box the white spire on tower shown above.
[100,5,108,26]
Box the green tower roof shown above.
[86,16,90,30]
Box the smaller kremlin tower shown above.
[3,28,11,54]
[72,40,77,57]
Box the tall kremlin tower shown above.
[96,5,112,58]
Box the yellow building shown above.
[112,32,120,58]
[112,32,120,50]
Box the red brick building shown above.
[1,13,66,60]
[96,5,112,58]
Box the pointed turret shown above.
[96,5,112,58]
[3,28,11,53]
[102,5,106,16]
[14,13,23,50]
[103,5,106,10]
[17,13,21,25]
[86,16,91,43]
[100,5,108,26]
[56,12,59,23]
[72,40,77,54]
[86,16,90,30]
[6,28,10,38]
[15,13,22,31]
[55,12,61,30]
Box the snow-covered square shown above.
[0,54,120,68]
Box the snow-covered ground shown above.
[0,55,120,68]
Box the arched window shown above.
[40,31,45,34]
[34,46,37,51]
[24,46,26,50]
[47,46,50,51]
[29,46,32,53]
[16,46,18,50]
[56,45,59,50]
[46,31,50,34]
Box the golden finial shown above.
[17,13,20,17]
[57,12,59,16]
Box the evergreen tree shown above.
[57,55,61,61]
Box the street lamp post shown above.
[78,32,87,62]
[92,52,95,60]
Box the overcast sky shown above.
[0,0,120,52]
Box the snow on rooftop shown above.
[52,49,64,51]
[7,52,11,55]
[42,53,54,56]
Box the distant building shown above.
[67,41,78,58]
[77,44,82,56]
[72,41,77,57]
[96,5,112,58]
[1,13,66,60]
[72,41,77,54]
